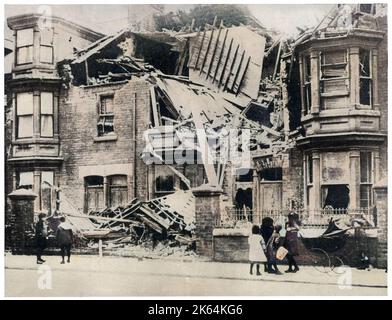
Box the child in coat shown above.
[248,225,267,275]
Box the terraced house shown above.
[4,4,388,267]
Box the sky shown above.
[4,4,332,38]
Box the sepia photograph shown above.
[2,1,389,298]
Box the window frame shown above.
[319,49,350,109]
[359,48,373,108]
[40,92,54,138]
[359,151,373,208]
[97,94,115,137]
[16,92,34,139]
[302,54,312,115]
[39,27,54,64]
[16,28,34,65]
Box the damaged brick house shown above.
[4,4,388,266]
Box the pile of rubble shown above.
[57,189,197,259]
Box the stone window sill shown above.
[94,134,118,142]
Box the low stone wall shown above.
[213,228,249,262]
[213,227,382,267]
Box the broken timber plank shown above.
[212,29,229,83]
[199,29,215,75]
[194,30,207,70]
[216,38,234,87]
[205,26,222,80]
[150,86,161,126]
[223,44,240,90]
[228,49,245,92]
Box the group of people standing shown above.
[35,214,73,264]
[248,212,300,275]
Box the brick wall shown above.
[193,186,222,257]
[58,79,151,211]
[282,148,304,210]
[213,229,249,262]
[377,14,388,181]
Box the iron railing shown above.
[219,207,377,229]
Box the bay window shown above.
[16,92,34,138]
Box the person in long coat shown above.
[284,212,300,273]
[260,217,274,272]
[35,213,48,264]
[248,225,267,275]
[56,216,73,264]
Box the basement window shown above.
[322,185,350,211]
[97,95,115,136]
[359,49,372,106]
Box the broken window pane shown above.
[321,50,347,65]
[155,175,174,192]
[97,115,115,136]
[359,49,372,106]
[41,171,54,185]
[360,78,372,105]
[40,45,53,63]
[359,4,373,14]
[322,185,350,210]
[16,28,34,47]
[359,49,371,77]
[100,95,114,114]
[303,55,312,114]
[17,171,34,189]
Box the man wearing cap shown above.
[35,213,48,264]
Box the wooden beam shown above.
[150,86,161,126]
[223,44,240,90]
[273,41,282,80]
[194,30,206,70]
[212,29,229,83]
[199,29,215,75]
[217,38,234,88]
[229,49,245,91]
[234,56,251,93]
[206,27,223,80]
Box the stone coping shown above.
[213,228,250,237]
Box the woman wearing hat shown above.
[284,212,300,273]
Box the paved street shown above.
[5,254,387,297]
